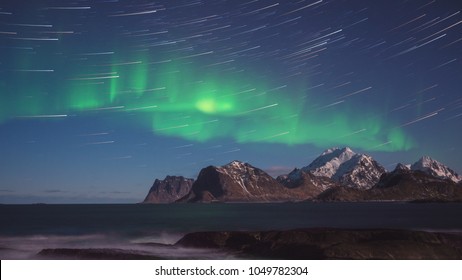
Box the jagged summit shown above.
[411,156,462,183]
[217,160,258,178]
[321,147,354,156]
[394,163,411,171]
[223,160,249,169]
[143,175,194,203]
[301,147,386,189]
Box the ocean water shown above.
[1,202,462,259]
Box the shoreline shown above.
[31,228,462,260]
[2,203,462,259]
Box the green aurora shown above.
[1,58,413,152]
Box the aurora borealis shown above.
[1,0,461,203]
[2,41,412,150]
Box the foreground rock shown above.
[143,176,194,203]
[36,228,462,260]
[37,248,164,260]
[176,228,462,259]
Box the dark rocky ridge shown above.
[38,248,164,260]
[36,228,462,260]
[174,228,462,259]
[143,176,194,203]
[317,167,462,202]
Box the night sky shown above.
[0,0,461,203]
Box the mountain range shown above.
[143,147,462,203]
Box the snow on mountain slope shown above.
[411,156,462,183]
[301,147,386,189]
[187,160,296,202]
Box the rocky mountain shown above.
[301,147,386,189]
[317,165,462,202]
[143,176,194,203]
[183,160,302,202]
[411,156,462,183]
[277,168,338,197]
[142,147,462,203]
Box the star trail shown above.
[0,0,461,203]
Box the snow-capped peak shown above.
[320,147,355,158]
[305,147,357,178]
[302,147,386,189]
[224,160,248,170]
[411,156,462,183]
[218,160,260,177]
[394,163,411,171]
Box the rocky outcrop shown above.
[37,248,164,260]
[38,229,462,260]
[176,228,462,259]
[143,176,194,203]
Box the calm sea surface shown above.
[1,203,462,259]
